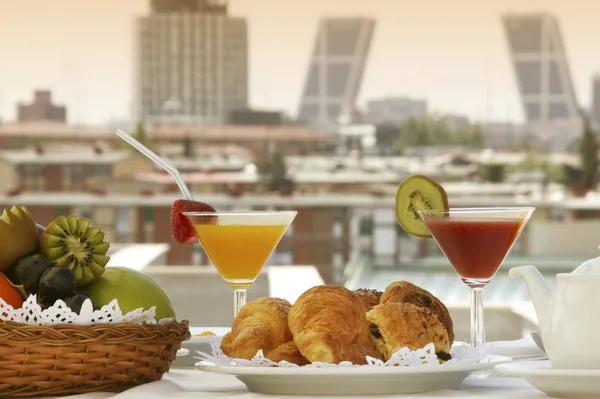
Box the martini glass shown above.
[417,207,534,348]
[183,211,297,317]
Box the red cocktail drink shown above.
[425,218,525,282]
[418,208,534,348]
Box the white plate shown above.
[176,348,189,357]
[171,327,231,369]
[495,360,600,399]
[195,356,511,395]
[188,327,231,343]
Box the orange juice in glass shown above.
[183,211,297,317]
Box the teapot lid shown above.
[572,254,600,274]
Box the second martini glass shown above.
[183,211,297,317]
[417,207,534,348]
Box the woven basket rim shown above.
[0,319,191,345]
[0,318,190,328]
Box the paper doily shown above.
[196,338,492,368]
[0,295,174,326]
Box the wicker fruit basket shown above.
[0,319,190,397]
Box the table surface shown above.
[38,369,551,399]
[33,334,552,399]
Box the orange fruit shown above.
[0,273,25,309]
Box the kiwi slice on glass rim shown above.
[395,175,449,238]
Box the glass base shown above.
[462,277,490,288]
[225,279,255,290]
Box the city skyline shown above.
[135,2,249,123]
[1,0,600,125]
[298,17,375,127]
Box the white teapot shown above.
[510,256,600,370]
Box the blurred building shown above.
[135,0,247,124]
[149,124,332,155]
[0,122,332,155]
[297,17,375,129]
[150,0,227,14]
[0,186,595,283]
[481,122,533,149]
[0,145,149,195]
[17,91,66,123]
[502,13,581,150]
[227,109,285,125]
[366,97,427,123]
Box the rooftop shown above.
[158,143,252,158]
[0,122,111,138]
[0,189,583,209]
[151,124,332,142]
[134,171,259,184]
[0,147,130,165]
[133,168,404,185]
[167,156,249,171]
[0,122,333,143]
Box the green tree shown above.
[375,124,401,155]
[579,116,599,191]
[182,136,194,158]
[562,164,583,187]
[114,121,149,151]
[509,154,542,173]
[455,124,484,148]
[561,117,599,192]
[542,162,564,184]
[478,163,505,182]
[261,152,294,195]
[394,115,453,154]
[133,121,148,145]
[509,139,534,152]
[394,115,485,153]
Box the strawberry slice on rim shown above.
[170,199,216,245]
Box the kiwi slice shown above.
[395,175,449,238]
[40,215,110,287]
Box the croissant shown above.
[381,281,454,344]
[366,302,451,362]
[288,285,381,365]
[266,341,310,365]
[221,297,295,361]
[353,288,382,312]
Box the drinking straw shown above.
[115,129,193,201]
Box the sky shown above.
[1,0,600,125]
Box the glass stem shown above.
[470,287,485,348]
[233,289,247,317]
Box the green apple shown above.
[88,267,176,321]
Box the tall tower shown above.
[135,0,247,124]
[502,13,580,149]
[297,17,375,130]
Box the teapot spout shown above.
[509,265,551,328]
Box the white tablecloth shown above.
[46,370,549,399]
[39,337,550,398]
